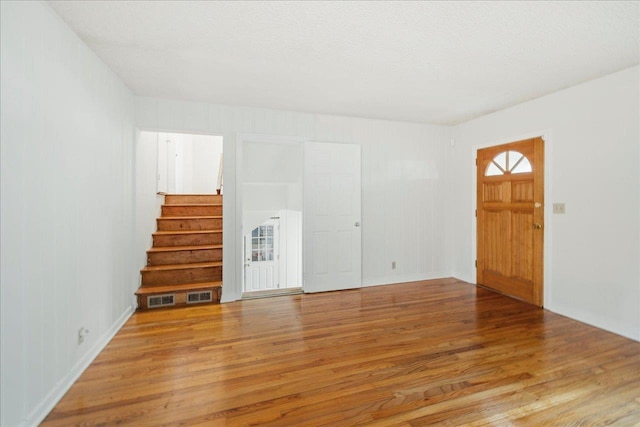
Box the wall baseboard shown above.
[25,305,135,427]
[546,301,640,343]
[362,273,451,288]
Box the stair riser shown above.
[161,205,222,217]
[141,266,222,286]
[165,195,222,205]
[147,248,222,266]
[157,217,222,231]
[153,232,223,247]
[136,287,222,310]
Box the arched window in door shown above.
[485,150,532,176]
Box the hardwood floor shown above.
[42,279,640,426]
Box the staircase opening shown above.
[135,131,224,310]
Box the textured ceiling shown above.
[48,1,639,125]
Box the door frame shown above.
[470,130,553,308]
[235,133,310,301]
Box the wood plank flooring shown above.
[42,278,640,426]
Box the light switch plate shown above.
[553,203,565,214]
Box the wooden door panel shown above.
[512,210,534,281]
[483,270,534,302]
[483,210,508,275]
[483,183,504,202]
[512,181,534,202]
[477,137,544,306]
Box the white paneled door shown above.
[244,219,280,292]
[304,142,362,293]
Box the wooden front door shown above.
[477,137,544,306]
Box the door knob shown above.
[355,222,360,227]
[533,223,543,230]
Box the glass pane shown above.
[493,152,507,171]
[267,226,273,236]
[252,251,258,261]
[252,227,258,238]
[511,156,532,174]
[507,151,523,172]
[486,162,503,176]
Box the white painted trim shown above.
[220,132,235,303]
[466,129,553,307]
[136,126,223,137]
[27,305,135,427]
[229,133,310,303]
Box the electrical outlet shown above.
[78,327,89,345]
[392,261,396,270]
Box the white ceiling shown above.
[49,1,639,125]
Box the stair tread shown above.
[158,216,222,220]
[148,244,223,253]
[141,261,222,272]
[163,203,222,207]
[136,281,222,295]
[153,229,222,235]
[164,194,223,205]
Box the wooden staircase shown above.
[135,194,223,310]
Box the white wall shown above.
[282,209,303,288]
[136,131,165,276]
[189,134,223,194]
[243,140,303,232]
[450,66,640,341]
[136,97,452,302]
[0,2,137,426]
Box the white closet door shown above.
[304,142,361,293]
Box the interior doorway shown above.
[242,140,303,297]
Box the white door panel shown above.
[244,219,280,292]
[304,142,361,293]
